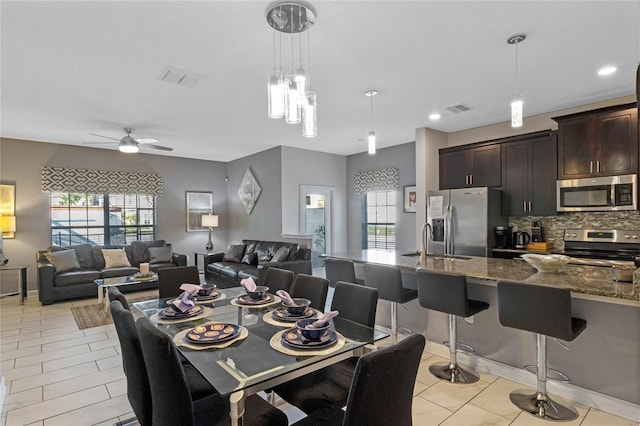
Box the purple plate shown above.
[236,294,274,306]
[272,307,316,322]
[281,328,338,349]
[185,323,241,344]
[158,305,204,319]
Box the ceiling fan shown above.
[83,127,173,153]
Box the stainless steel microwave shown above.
[556,174,637,212]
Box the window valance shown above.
[41,166,163,196]
[353,167,399,194]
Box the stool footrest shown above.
[429,361,480,384]
[523,365,570,383]
[441,341,476,354]
[509,391,578,421]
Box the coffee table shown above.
[95,274,158,311]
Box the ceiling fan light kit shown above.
[266,1,317,138]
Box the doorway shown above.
[300,185,333,269]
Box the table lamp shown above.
[201,214,219,252]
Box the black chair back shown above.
[264,267,295,294]
[108,287,129,311]
[363,263,404,302]
[324,258,357,288]
[497,279,586,341]
[109,300,152,426]
[344,333,426,426]
[332,281,378,327]
[158,266,200,299]
[290,274,329,310]
[417,269,488,317]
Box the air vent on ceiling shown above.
[446,104,473,113]
[158,66,203,89]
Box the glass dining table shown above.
[133,286,389,426]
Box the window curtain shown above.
[353,167,399,194]
[41,167,163,196]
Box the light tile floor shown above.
[1,292,637,426]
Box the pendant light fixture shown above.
[266,2,317,137]
[366,90,378,155]
[508,33,526,128]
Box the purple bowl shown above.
[295,318,330,341]
[283,298,311,316]
[198,284,216,296]
[246,285,269,300]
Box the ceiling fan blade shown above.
[143,144,173,151]
[82,141,118,145]
[89,133,122,142]
[135,138,159,144]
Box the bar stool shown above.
[363,263,417,338]
[416,269,489,384]
[497,280,587,421]
[324,258,364,287]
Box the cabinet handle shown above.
[528,201,532,212]
[597,161,601,173]
[469,175,473,185]
[523,201,527,212]
[590,161,593,173]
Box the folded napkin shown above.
[171,283,202,313]
[240,277,257,292]
[276,290,294,305]
[309,310,339,328]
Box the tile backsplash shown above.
[510,211,640,251]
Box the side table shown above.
[0,265,28,305]
[193,251,213,274]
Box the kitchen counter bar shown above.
[323,250,639,302]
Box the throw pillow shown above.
[241,252,258,265]
[102,248,132,268]
[223,244,246,263]
[258,252,273,264]
[148,246,173,264]
[44,250,81,273]
[271,246,289,262]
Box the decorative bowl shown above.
[283,298,311,316]
[521,254,571,273]
[198,284,216,296]
[246,285,269,300]
[295,318,330,341]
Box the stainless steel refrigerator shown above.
[426,187,506,257]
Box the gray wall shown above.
[346,141,416,252]
[0,137,228,293]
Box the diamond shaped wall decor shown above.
[237,168,261,215]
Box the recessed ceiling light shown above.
[429,113,441,120]
[597,66,617,76]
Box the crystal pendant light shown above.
[285,76,301,124]
[366,90,378,155]
[508,34,526,128]
[268,71,285,118]
[302,91,317,137]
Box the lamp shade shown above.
[0,216,16,232]
[201,214,219,228]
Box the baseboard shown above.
[423,340,640,423]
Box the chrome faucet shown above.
[421,222,433,261]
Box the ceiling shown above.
[1,1,638,162]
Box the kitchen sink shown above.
[401,252,471,260]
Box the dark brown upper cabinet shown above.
[554,103,637,179]
[439,144,501,189]
[501,132,557,216]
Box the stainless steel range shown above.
[561,229,640,267]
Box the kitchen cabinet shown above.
[555,104,637,179]
[439,144,500,189]
[501,132,557,216]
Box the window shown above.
[50,192,156,246]
[362,190,396,249]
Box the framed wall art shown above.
[0,184,16,238]
[403,185,417,213]
[186,191,213,232]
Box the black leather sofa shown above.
[204,239,312,288]
[37,240,186,305]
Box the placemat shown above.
[150,306,213,324]
[269,329,346,356]
[230,295,281,308]
[262,308,321,328]
[173,325,248,350]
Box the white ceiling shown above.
[1,1,638,162]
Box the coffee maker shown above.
[495,226,513,249]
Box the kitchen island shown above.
[324,250,640,418]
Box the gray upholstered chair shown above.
[497,280,586,421]
[108,286,129,311]
[158,265,200,299]
[324,258,363,287]
[290,273,329,311]
[292,333,426,426]
[263,267,295,294]
[135,316,288,426]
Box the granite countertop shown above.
[323,250,639,303]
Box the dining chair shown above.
[290,273,329,310]
[273,281,379,413]
[135,316,289,426]
[108,286,130,310]
[158,265,200,298]
[109,300,215,406]
[292,333,426,426]
[263,267,295,294]
[324,258,364,287]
